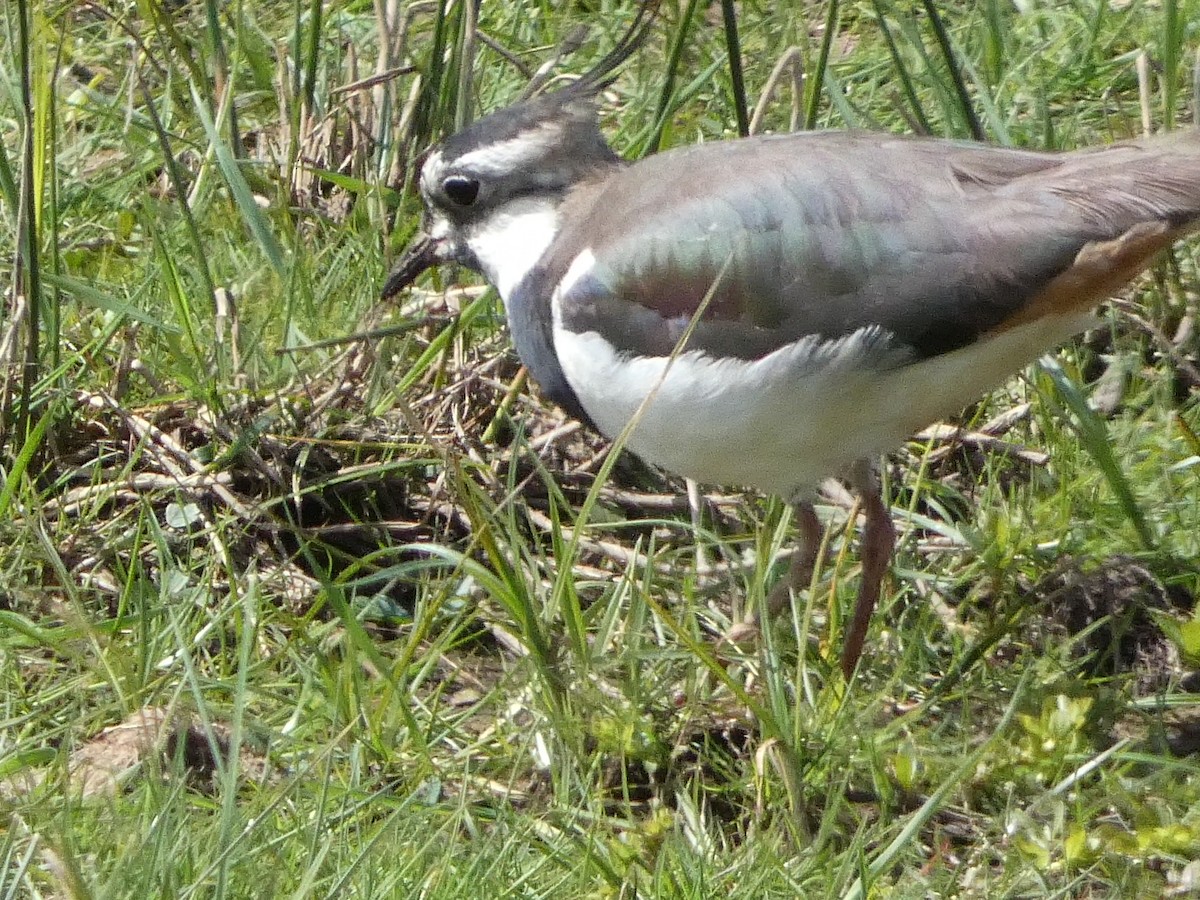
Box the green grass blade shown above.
[843,668,1033,899]
[1040,357,1155,550]
[870,0,932,134]
[648,0,702,153]
[189,81,288,276]
[919,0,985,140]
[804,0,840,129]
[718,0,749,137]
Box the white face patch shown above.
[427,213,452,242]
[464,198,560,301]
[450,128,559,178]
[419,150,444,198]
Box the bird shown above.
[382,8,1200,679]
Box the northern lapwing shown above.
[383,7,1200,678]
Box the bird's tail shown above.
[1005,131,1200,327]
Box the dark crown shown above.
[424,0,659,170]
[436,92,617,172]
[415,2,660,219]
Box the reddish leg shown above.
[764,502,823,621]
[725,502,823,643]
[841,461,896,680]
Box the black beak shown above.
[381,234,441,301]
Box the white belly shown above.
[552,314,1094,496]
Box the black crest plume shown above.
[430,1,660,178]
[552,0,661,101]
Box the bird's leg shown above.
[724,501,823,643]
[841,461,896,680]
[764,502,823,622]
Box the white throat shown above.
[465,199,560,301]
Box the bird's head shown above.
[381,2,658,301]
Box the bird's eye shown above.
[442,176,480,206]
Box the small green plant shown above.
[1016,694,1095,785]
